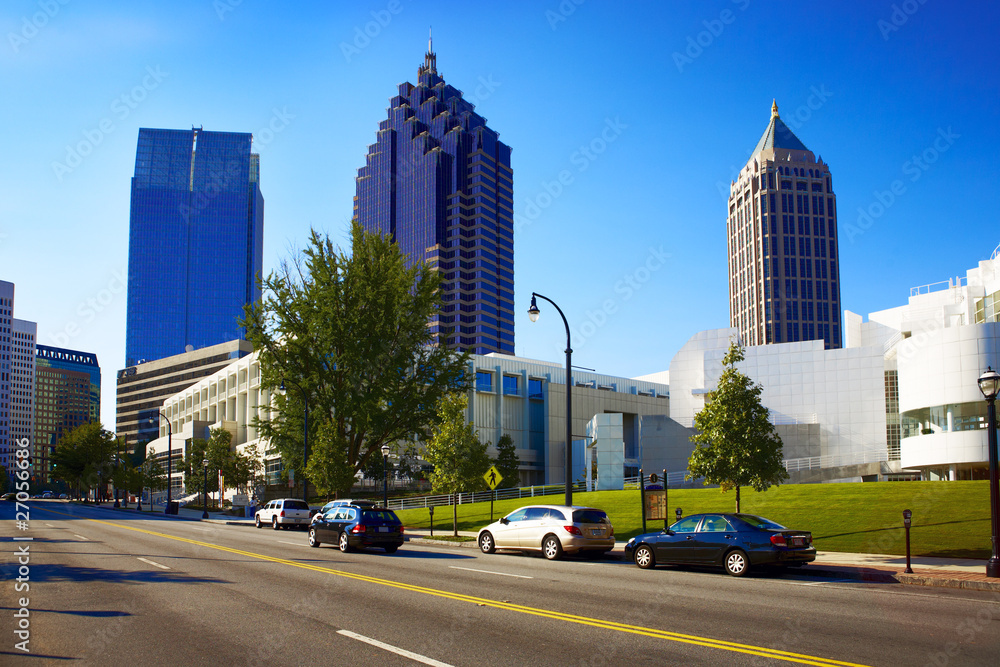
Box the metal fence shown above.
[385,482,589,512]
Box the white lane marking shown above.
[73,534,88,541]
[137,557,170,570]
[795,579,856,586]
[277,540,306,547]
[448,565,533,579]
[188,526,212,532]
[45,523,56,527]
[336,630,453,667]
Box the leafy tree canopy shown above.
[243,222,471,496]
[686,341,788,512]
[51,422,117,497]
[493,433,520,489]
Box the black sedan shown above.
[624,513,816,576]
[308,504,404,553]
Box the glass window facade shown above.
[125,128,263,366]
[354,48,514,355]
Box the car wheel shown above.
[542,535,563,560]
[338,531,352,553]
[724,549,750,577]
[634,545,656,569]
[255,516,262,528]
[479,531,496,554]
[384,545,398,554]
[308,528,320,548]
[272,517,279,531]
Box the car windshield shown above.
[362,510,399,524]
[572,509,609,524]
[284,500,310,510]
[735,514,786,530]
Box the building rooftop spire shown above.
[771,99,779,119]
[419,27,437,76]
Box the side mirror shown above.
[500,517,509,525]
[663,530,675,536]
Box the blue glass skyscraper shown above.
[354,39,514,355]
[125,128,263,366]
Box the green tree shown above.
[51,422,117,500]
[687,341,788,512]
[232,441,265,498]
[423,393,491,535]
[243,222,471,496]
[493,433,520,489]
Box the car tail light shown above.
[279,511,285,518]
[770,534,787,547]
[351,525,366,534]
[609,526,615,538]
[563,525,582,536]
[399,526,405,534]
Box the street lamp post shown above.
[528,293,574,508]
[978,366,1000,578]
[382,444,390,508]
[280,378,309,504]
[202,458,210,519]
[149,412,173,514]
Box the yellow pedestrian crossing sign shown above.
[484,465,503,490]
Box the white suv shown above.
[255,498,312,530]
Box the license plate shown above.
[591,529,603,536]
[378,526,390,533]
[791,537,804,547]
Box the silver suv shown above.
[255,498,312,530]
[477,505,615,560]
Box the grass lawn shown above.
[396,480,992,559]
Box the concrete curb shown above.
[894,572,1000,592]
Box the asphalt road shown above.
[3,500,998,665]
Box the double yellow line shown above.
[40,509,868,666]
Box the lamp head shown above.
[279,379,286,392]
[978,367,1000,400]
[202,458,209,468]
[528,295,540,322]
[381,444,390,457]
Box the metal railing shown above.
[782,448,888,472]
[385,482,587,512]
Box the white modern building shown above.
[149,350,672,493]
[667,249,1000,482]
[0,279,37,477]
[859,251,1000,480]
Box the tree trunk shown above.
[735,486,741,514]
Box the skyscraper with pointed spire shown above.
[354,36,514,355]
[727,101,841,349]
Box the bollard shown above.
[903,509,912,573]
[429,505,435,537]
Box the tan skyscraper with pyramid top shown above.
[727,101,842,349]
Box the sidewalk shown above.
[93,503,1000,592]
[401,528,1000,592]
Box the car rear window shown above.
[572,509,609,524]
[735,514,786,530]
[362,510,400,523]
[284,500,310,510]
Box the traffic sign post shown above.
[483,466,503,522]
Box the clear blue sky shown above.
[1,1,997,430]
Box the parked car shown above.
[41,491,53,499]
[1,492,16,502]
[255,498,312,530]
[310,499,378,525]
[624,513,816,577]
[308,504,404,553]
[477,505,615,560]
[59,493,69,499]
